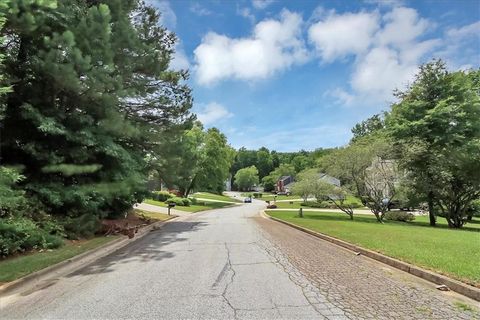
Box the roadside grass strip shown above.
[0,236,119,283]
[191,192,242,203]
[144,198,234,213]
[266,210,480,287]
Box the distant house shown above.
[275,176,294,194]
[318,173,341,187]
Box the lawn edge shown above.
[0,215,178,297]
[261,210,480,302]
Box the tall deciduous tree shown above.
[387,60,480,228]
[234,166,259,191]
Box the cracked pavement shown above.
[0,199,478,319]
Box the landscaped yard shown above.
[266,210,480,286]
[144,198,234,213]
[191,192,241,203]
[0,236,119,283]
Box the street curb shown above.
[261,210,480,302]
[0,215,178,297]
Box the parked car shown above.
[244,197,252,203]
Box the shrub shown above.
[253,193,263,198]
[385,211,415,222]
[167,197,191,206]
[151,191,174,202]
[301,201,336,209]
[190,197,198,205]
[62,214,101,239]
[0,217,64,257]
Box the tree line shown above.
[233,61,480,228]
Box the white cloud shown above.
[308,11,379,62]
[170,43,190,70]
[376,7,430,48]
[237,6,256,24]
[190,2,213,16]
[196,102,233,125]
[252,0,274,10]
[310,6,441,104]
[364,0,405,7]
[194,10,309,85]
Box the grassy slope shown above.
[144,198,233,213]
[0,236,118,283]
[267,210,480,286]
[133,209,171,221]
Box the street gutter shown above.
[0,215,178,298]
[260,210,480,302]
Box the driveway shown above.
[1,200,476,319]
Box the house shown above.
[275,176,294,194]
[364,157,397,199]
[318,173,341,187]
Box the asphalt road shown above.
[0,199,477,319]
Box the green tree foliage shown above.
[294,168,354,219]
[195,128,235,194]
[320,135,396,222]
[157,124,234,196]
[0,1,192,223]
[387,60,480,228]
[234,166,259,191]
[351,114,385,142]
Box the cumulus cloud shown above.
[196,102,233,125]
[194,10,309,85]
[252,0,274,10]
[309,6,442,103]
[308,11,379,62]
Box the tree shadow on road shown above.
[67,220,208,277]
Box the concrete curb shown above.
[261,210,480,302]
[0,215,178,297]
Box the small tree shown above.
[320,135,396,222]
[234,166,259,191]
[291,179,311,203]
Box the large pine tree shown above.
[0,0,193,219]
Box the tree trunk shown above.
[427,191,436,226]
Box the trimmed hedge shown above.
[385,211,415,222]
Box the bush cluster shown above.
[301,201,337,209]
[0,218,64,257]
[253,193,263,198]
[385,211,415,222]
[150,191,175,202]
[167,197,191,207]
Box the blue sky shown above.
[147,0,480,152]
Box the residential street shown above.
[0,200,477,319]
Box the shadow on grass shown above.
[291,212,480,233]
[66,220,207,278]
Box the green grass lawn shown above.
[191,192,241,203]
[266,210,480,286]
[0,236,118,283]
[144,198,234,213]
[133,209,172,221]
